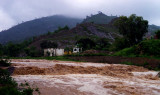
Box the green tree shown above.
[0,44,3,56]
[0,59,34,95]
[136,39,160,56]
[155,30,160,39]
[114,14,148,46]
[110,37,130,51]
[63,25,70,30]
[64,47,72,52]
[76,38,95,50]
[54,25,69,33]
[40,40,58,49]
[95,38,110,50]
[47,31,52,35]
[24,47,42,57]
[4,42,21,57]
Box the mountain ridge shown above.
[83,12,117,24]
[0,15,82,44]
[0,13,160,44]
[82,12,160,37]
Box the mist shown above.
[0,0,160,31]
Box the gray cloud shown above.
[0,0,160,31]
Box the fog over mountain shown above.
[0,0,160,31]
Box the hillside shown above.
[0,15,82,44]
[148,24,160,35]
[0,13,159,44]
[29,23,121,49]
[83,12,117,24]
[83,12,160,36]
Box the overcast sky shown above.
[0,0,160,31]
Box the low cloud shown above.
[0,0,160,31]
[0,8,16,31]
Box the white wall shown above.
[44,48,64,56]
[55,49,64,56]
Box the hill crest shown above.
[0,15,82,44]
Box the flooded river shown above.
[11,59,160,95]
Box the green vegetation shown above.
[136,39,160,56]
[0,39,33,57]
[95,38,111,50]
[0,39,43,57]
[114,47,136,57]
[24,46,43,57]
[114,14,148,46]
[114,39,160,57]
[54,25,70,33]
[110,14,160,61]
[0,59,11,67]
[0,59,38,95]
[76,38,96,50]
[110,14,149,51]
[155,30,160,39]
[40,40,58,49]
[110,37,130,51]
[0,44,3,56]
[76,38,111,51]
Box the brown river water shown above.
[11,59,160,95]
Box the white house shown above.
[73,46,82,53]
[44,48,64,56]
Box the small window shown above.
[74,49,77,51]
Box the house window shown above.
[74,48,77,51]
[47,51,50,56]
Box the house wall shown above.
[64,51,72,55]
[44,48,64,56]
[55,49,64,56]
[73,48,82,53]
[44,48,54,56]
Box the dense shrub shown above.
[54,25,69,33]
[0,44,3,56]
[76,38,96,50]
[110,37,130,51]
[0,72,34,95]
[0,69,17,87]
[114,47,136,56]
[40,40,58,49]
[24,47,43,57]
[0,58,35,95]
[155,30,160,39]
[95,38,110,51]
[136,39,160,56]
[0,39,33,57]
[114,39,160,57]
[0,86,22,95]
[0,59,11,67]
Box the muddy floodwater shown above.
[11,59,160,95]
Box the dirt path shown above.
[11,59,160,95]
